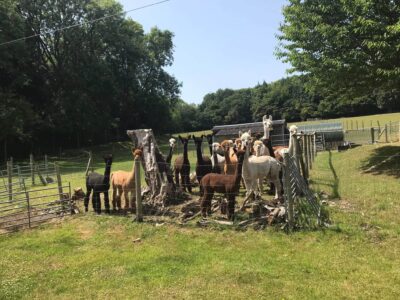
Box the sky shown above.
[120,0,290,104]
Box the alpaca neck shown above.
[183,143,188,162]
[262,139,275,158]
[263,127,270,140]
[234,156,244,187]
[224,149,231,163]
[195,143,203,163]
[103,163,112,182]
[166,146,173,164]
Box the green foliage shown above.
[277,0,400,105]
[0,0,180,156]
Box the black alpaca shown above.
[84,154,113,214]
[174,135,192,193]
[205,134,213,156]
[193,135,213,195]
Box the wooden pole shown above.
[307,135,312,170]
[17,165,22,188]
[25,190,31,228]
[30,154,35,185]
[371,127,375,144]
[283,152,293,231]
[7,161,12,202]
[385,124,388,143]
[55,164,63,201]
[134,155,143,222]
[35,164,47,185]
[44,154,48,177]
[303,135,309,174]
[85,151,92,177]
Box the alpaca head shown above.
[289,125,298,135]
[234,138,242,149]
[253,140,263,156]
[192,135,203,146]
[205,134,213,145]
[132,148,143,158]
[212,142,224,155]
[220,140,233,150]
[103,154,113,165]
[169,138,176,148]
[178,135,190,145]
[235,148,247,163]
[263,115,273,129]
[240,130,252,147]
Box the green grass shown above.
[1,142,400,299]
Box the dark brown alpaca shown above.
[205,134,213,156]
[200,148,246,221]
[193,135,212,195]
[174,135,192,193]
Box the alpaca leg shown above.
[117,187,123,210]
[123,189,130,210]
[227,195,236,221]
[273,178,282,200]
[104,191,110,214]
[185,175,192,193]
[175,170,180,191]
[93,192,100,214]
[84,186,92,212]
[201,191,213,217]
[112,187,117,211]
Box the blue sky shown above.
[120,0,290,104]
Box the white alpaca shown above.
[211,142,225,174]
[262,115,273,139]
[240,130,282,201]
[253,140,270,156]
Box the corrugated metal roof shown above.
[212,120,286,136]
[297,122,343,133]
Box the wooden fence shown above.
[282,132,322,230]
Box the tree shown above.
[277,0,400,105]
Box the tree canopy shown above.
[277,0,400,108]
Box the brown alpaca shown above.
[200,148,246,221]
[174,135,192,193]
[111,149,142,211]
[221,140,237,175]
[193,135,212,195]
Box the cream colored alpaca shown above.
[240,130,282,200]
[111,149,139,211]
[211,142,225,174]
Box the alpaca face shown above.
[263,115,273,131]
[240,130,252,148]
[179,135,190,145]
[289,125,298,135]
[212,142,224,155]
[169,138,176,148]
[103,154,113,165]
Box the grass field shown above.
[1,140,400,299]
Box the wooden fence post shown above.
[134,155,143,222]
[283,153,294,231]
[35,164,47,185]
[85,151,93,177]
[55,164,63,201]
[303,135,309,174]
[7,161,12,202]
[307,135,312,170]
[371,127,375,144]
[44,154,48,177]
[25,190,31,228]
[385,124,388,143]
[30,154,35,185]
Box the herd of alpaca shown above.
[83,115,294,220]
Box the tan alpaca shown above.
[221,140,237,175]
[111,149,142,211]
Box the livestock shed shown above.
[212,119,289,146]
[296,122,344,150]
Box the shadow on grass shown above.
[328,150,340,199]
[360,146,400,178]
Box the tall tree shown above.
[277,0,400,103]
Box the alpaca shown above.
[205,134,214,156]
[193,135,213,195]
[273,125,298,161]
[240,130,282,201]
[166,138,176,165]
[174,135,192,193]
[253,140,270,157]
[110,149,142,211]
[221,140,237,175]
[211,142,225,173]
[200,148,246,220]
[84,154,113,214]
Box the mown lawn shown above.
[1,143,400,299]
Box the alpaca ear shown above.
[248,129,251,135]
[239,130,242,137]
[263,115,267,122]
[178,135,183,143]
[269,115,273,121]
